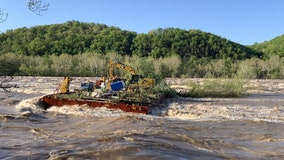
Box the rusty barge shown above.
[41,61,163,114]
[41,91,162,114]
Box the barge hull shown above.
[42,94,150,114]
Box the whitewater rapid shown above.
[1,76,284,159]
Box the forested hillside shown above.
[0,20,262,59]
[250,34,284,57]
[1,21,284,79]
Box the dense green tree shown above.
[131,34,152,57]
[89,27,136,55]
[0,53,22,75]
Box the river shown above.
[0,77,283,159]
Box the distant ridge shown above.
[0,20,263,59]
[250,34,284,57]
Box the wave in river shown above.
[14,95,284,124]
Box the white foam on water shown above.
[161,101,284,123]
[8,77,284,123]
[47,105,132,117]
[15,96,45,115]
[12,94,284,123]
[13,95,131,118]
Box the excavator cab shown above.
[129,74,143,84]
[80,82,94,92]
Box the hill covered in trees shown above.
[250,34,284,57]
[0,20,262,60]
[1,21,284,79]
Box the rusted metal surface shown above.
[41,93,153,114]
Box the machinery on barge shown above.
[41,61,162,114]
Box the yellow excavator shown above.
[105,60,155,90]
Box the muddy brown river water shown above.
[0,77,284,159]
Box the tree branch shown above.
[28,0,49,15]
[0,1,49,23]
[0,9,8,23]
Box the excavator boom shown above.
[109,61,137,79]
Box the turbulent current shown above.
[1,77,284,159]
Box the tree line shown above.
[1,52,283,79]
[1,21,284,79]
[0,20,263,59]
